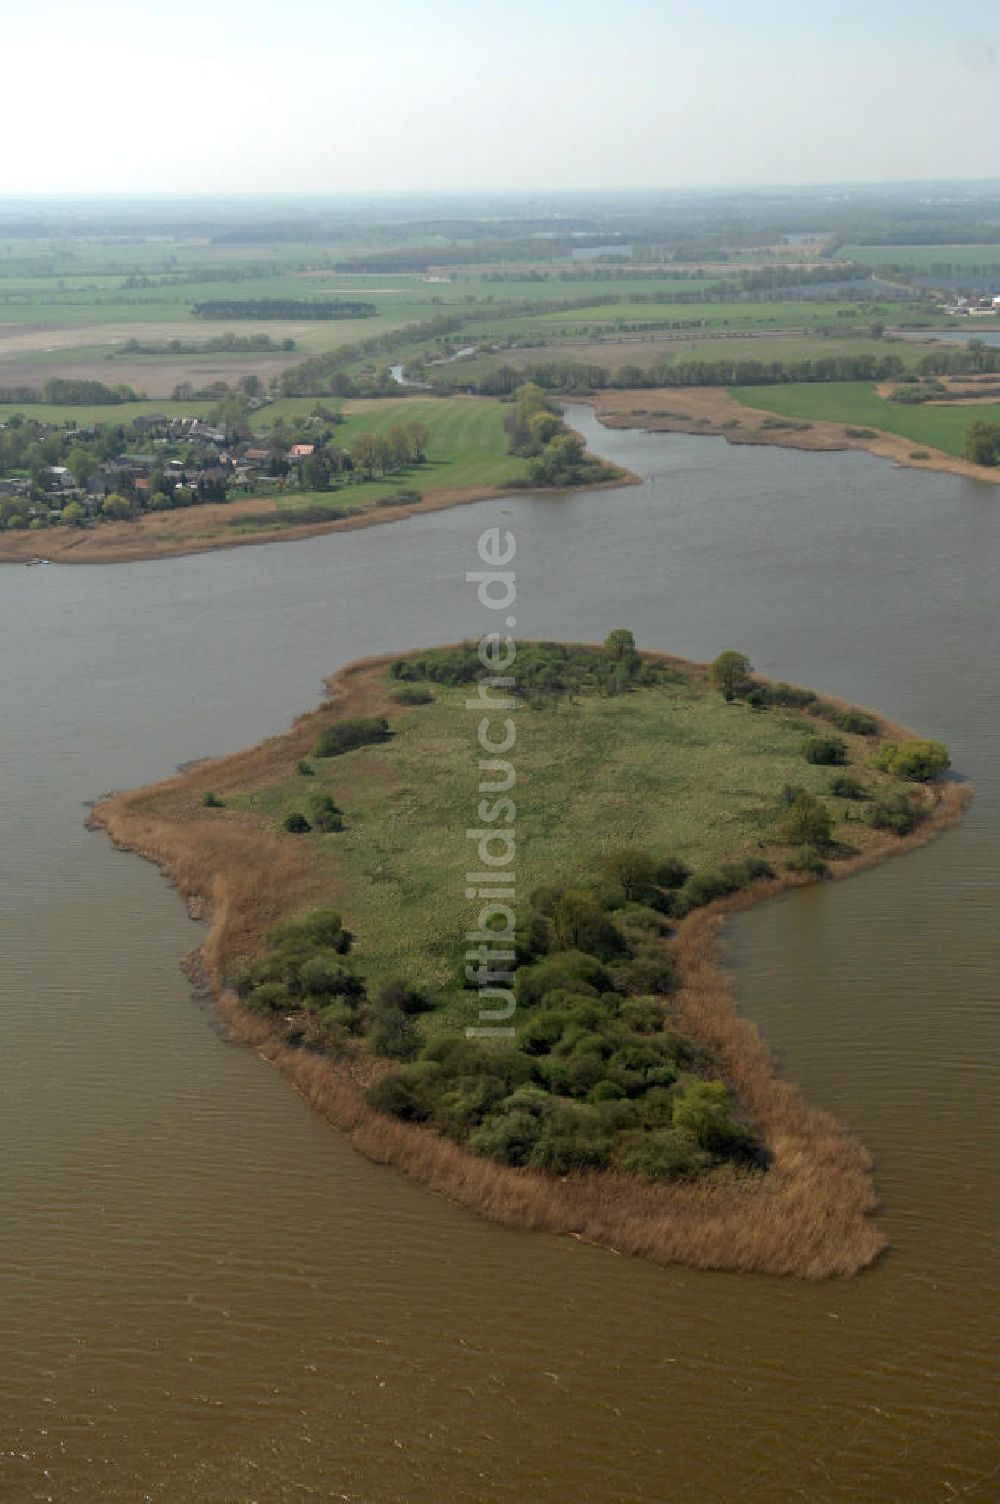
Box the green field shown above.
[272,395,532,506]
[840,243,1000,273]
[729,381,1000,457]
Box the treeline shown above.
[0,377,140,405]
[874,261,1000,280]
[435,345,1000,397]
[191,298,376,320]
[122,332,296,355]
[390,640,683,704]
[332,237,631,272]
[446,353,912,397]
[279,314,467,396]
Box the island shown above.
[92,638,964,1278]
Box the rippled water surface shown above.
[1,408,997,1501]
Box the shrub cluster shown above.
[778,792,834,849]
[829,773,869,800]
[868,793,925,836]
[390,640,680,705]
[369,856,762,1181]
[314,716,391,758]
[706,662,878,737]
[803,734,848,766]
[228,911,362,1036]
[875,739,950,781]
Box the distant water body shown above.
[1,408,997,1501]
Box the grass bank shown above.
[92,646,967,1277]
[730,380,1000,459]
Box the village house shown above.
[131,413,171,436]
[43,466,76,492]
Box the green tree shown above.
[604,628,636,659]
[709,649,753,702]
[61,500,86,527]
[964,420,1000,467]
[405,421,430,461]
[528,409,561,445]
[66,446,97,488]
[301,453,330,491]
[102,492,132,520]
[550,889,624,961]
[876,739,950,781]
[529,433,586,486]
[385,425,411,470]
[672,1080,751,1155]
[350,432,379,481]
[599,848,659,903]
[778,792,833,848]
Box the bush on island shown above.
[875,739,950,781]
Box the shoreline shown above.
[0,471,637,569]
[6,380,996,568]
[580,387,1000,485]
[90,649,970,1279]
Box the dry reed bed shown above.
[92,652,970,1279]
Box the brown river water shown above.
[1,406,997,1502]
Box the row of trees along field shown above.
[449,346,1000,398]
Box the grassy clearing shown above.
[730,381,1000,457]
[217,662,901,1008]
[247,396,531,516]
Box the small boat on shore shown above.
[24,557,52,567]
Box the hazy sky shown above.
[5,0,1000,194]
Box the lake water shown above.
[1,408,997,1501]
[908,326,1000,347]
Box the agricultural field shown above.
[839,243,1000,273]
[0,212,941,406]
[729,380,1000,457]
